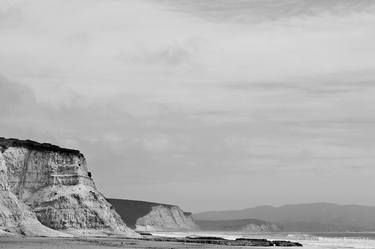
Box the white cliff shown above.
[196,219,281,232]
[241,223,281,232]
[0,137,138,237]
[136,205,198,231]
[108,199,198,232]
[0,145,69,237]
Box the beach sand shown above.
[0,237,268,249]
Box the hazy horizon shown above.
[194,202,375,214]
[1,0,375,213]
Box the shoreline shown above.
[139,235,302,247]
[0,235,302,249]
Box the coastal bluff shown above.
[0,137,138,237]
[108,199,198,231]
[196,219,281,232]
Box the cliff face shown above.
[196,219,281,232]
[241,223,281,232]
[108,199,198,232]
[0,137,137,237]
[135,205,198,231]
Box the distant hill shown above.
[194,203,375,232]
[196,218,281,232]
[107,199,198,231]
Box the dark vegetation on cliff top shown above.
[108,198,189,229]
[0,137,81,155]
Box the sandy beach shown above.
[0,237,271,249]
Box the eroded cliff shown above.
[196,219,281,232]
[0,137,137,237]
[108,199,198,231]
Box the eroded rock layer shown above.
[196,219,281,232]
[108,199,198,231]
[0,137,137,237]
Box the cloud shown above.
[116,43,193,66]
[158,0,375,23]
[1,0,375,210]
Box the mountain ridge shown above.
[194,202,375,232]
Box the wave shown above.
[153,231,375,249]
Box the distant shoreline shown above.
[0,236,302,249]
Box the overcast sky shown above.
[1,0,375,212]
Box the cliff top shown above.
[0,137,81,155]
[107,198,188,229]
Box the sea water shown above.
[152,231,375,249]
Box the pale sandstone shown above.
[136,205,198,231]
[0,138,138,237]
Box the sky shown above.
[1,0,375,212]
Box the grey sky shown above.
[1,0,375,212]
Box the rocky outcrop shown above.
[0,137,138,237]
[0,186,70,237]
[196,219,281,232]
[135,205,198,231]
[142,236,302,247]
[108,199,198,231]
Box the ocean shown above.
[152,231,375,249]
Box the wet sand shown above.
[0,237,268,249]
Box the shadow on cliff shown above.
[107,198,198,231]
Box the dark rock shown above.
[234,238,273,246]
[141,236,302,247]
[0,137,81,155]
[273,240,303,247]
[236,238,269,241]
[137,231,153,236]
[186,236,227,240]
